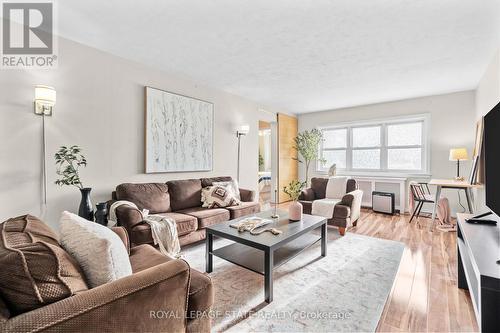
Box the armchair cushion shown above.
[325,176,348,199]
[311,177,328,199]
[299,188,315,201]
[116,183,171,214]
[0,215,88,314]
[60,212,132,288]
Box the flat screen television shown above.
[484,100,500,217]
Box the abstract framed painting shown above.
[145,86,214,173]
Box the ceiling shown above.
[55,0,500,113]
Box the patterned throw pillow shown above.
[212,180,241,200]
[202,186,241,208]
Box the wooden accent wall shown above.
[277,113,298,203]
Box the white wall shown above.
[475,48,500,211]
[298,91,477,215]
[0,37,279,228]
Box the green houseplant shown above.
[293,129,326,186]
[54,145,93,220]
[283,180,306,221]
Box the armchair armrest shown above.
[339,189,363,222]
[239,188,256,202]
[299,188,315,201]
[4,260,191,333]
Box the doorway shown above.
[258,121,273,210]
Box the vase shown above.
[289,200,303,222]
[78,188,94,221]
[94,202,108,226]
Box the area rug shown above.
[182,229,404,332]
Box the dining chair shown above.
[409,182,435,223]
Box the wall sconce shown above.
[34,85,56,207]
[236,124,250,182]
[34,85,56,116]
[236,125,250,137]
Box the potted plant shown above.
[283,180,306,222]
[54,145,93,220]
[293,129,326,186]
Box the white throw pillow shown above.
[325,176,348,199]
[213,179,241,200]
[59,211,132,288]
[201,186,240,208]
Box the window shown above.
[318,115,429,174]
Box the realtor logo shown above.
[1,1,57,68]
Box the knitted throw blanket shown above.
[108,201,180,258]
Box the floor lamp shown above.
[34,85,56,205]
[236,125,249,182]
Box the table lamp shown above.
[449,148,468,181]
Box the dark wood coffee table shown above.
[205,210,327,303]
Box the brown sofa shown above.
[299,177,363,235]
[112,176,260,247]
[0,215,213,333]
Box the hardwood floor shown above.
[352,209,478,332]
[277,205,478,332]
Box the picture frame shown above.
[144,86,214,173]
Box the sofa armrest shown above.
[115,205,143,230]
[111,226,130,255]
[299,188,315,201]
[4,260,191,333]
[239,188,256,202]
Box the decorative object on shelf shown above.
[283,180,306,222]
[54,145,93,220]
[145,86,214,173]
[94,202,108,225]
[292,129,326,186]
[236,124,250,182]
[34,85,56,206]
[328,163,337,177]
[449,148,469,180]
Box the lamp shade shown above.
[449,148,468,161]
[35,85,56,105]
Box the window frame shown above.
[317,114,430,175]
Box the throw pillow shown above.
[202,186,240,208]
[0,214,88,314]
[325,176,348,199]
[59,211,132,288]
[213,179,241,200]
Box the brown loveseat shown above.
[112,176,260,247]
[0,215,213,333]
[299,177,363,235]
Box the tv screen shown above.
[484,100,500,217]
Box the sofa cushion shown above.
[177,207,230,229]
[0,215,88,314]
[225,201,260,219]
[167,179,203,211]
[200,176,232,188]
[129,244,214,313]
[60,212,132,288]
[116,183,171,214]
[131,213,197,246]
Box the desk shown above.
[428,179,476,230]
